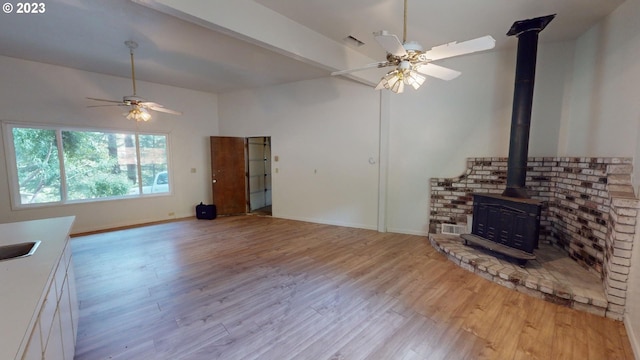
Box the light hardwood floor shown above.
[71,216,634,359]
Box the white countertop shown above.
[0,216,75,360]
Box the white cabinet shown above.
[67,259,79,343]
[38,281,57,352]
[21,319,42,360]
[0,216,75,360]
[59,265,75,359]
[43,308,64,360]
[20,239,78,360]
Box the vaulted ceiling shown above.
[0,0,624,93]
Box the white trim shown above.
[276,215,378,232]
[2,122,64,209]
[56,129,68,203]
[1,122,22,209]
[386,227,429,236]
[377,91,390,233]
[626,313,640,360]
[2,121,172,209]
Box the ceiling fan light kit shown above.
[332,0,496,94]
[125,106,152,122]
[87,41,182,121]
[375,61,425,94]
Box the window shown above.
[11,127,62,204]
[4,124,170,207]
[137,134,169,195]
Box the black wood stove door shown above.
[471,194,541,254]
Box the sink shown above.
[0,241,41,261]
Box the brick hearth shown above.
[429,157,639,320]
[430,234,607,317]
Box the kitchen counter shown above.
[0,216,75,360]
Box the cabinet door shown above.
[40,281,57,348]
[43,308,64,360]
[22,317,42,360]
[59,274,75,360]
[66,257,79,343]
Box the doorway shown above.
[247,137,272,216]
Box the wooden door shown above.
[210,136,247,215]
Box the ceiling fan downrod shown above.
[403,0,408,44]
[125,40,138,96]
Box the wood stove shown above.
[462,15,554,265]
[470,194,540,249]
[463,193,541,264]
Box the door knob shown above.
[212,179,217,183]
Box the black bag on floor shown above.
[196,202,217,220]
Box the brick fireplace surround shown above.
[429,157,638,320]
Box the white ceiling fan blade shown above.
[151,107,182,115]
[331,61,393,76]
[424,35,496,61]
[374,30,408,57]
[415,63,461,81]
[141,102,182,115]
[86,97,122,104]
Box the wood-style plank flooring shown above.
[71,216,634,359]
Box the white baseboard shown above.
[276,214,378,231]
[385,227,428,236]
[625,313,640,360]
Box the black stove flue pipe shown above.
[502,14,555,199]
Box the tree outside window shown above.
[7,125,170,206]
[12,127,61,204]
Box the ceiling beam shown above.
[133,0,381,86]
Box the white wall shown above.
[631,214,640,359]
[385,42,575,234]
[0,56,219,233]
[386,50,513,234]
[564,0,640,356]
[217,42,575,235]
[559,0,640,170]
[218,77,381,229]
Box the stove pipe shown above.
[502,14,556,199]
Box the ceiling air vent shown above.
[343,35,365,47]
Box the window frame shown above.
[2,121,172,210]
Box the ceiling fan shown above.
[331,0,496,93]
[87,40,182,122]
